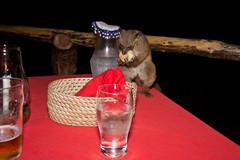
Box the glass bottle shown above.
[0,44,31,124]
[90,21,120,77]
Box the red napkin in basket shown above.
[74,66,126,97]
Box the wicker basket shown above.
[47,78,137,127]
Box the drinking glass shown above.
[0,44,30,124]
[0,77,24,160]
[96,84,134,158]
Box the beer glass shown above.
[0,77,24,159]
[96,84,134,158]
[0,44,30,124]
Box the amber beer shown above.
[0,125,22,159]
[0,77,24,159]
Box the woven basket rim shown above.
[48,77,97,98]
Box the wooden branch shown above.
[147,36,240,61]
[0,25,95,47]
[1,25,240,61]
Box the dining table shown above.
[18,74,240,160]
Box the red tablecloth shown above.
[18,75,240,160]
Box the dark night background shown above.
[0,3,239,145]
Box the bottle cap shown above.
[92,21,120,39]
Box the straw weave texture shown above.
[47,78,137,126]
